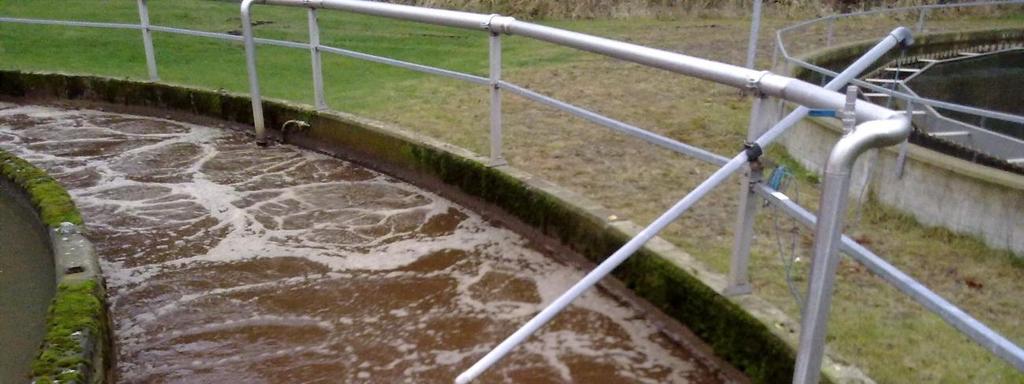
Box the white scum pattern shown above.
[0,103,731,383]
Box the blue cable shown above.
[768,165,788,190]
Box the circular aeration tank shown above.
[906,49,1024,140]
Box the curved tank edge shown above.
[0,148,112,384]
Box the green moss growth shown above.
[0,149,83,227]
[30,280,104,383]
[620,250,798,383]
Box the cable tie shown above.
[743,142,763,162]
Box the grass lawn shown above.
[1,1,1022,382]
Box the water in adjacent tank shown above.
[0,177,54,383]
[0,102,743,383]
[906,49,1024,140]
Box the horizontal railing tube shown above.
[0,16,141,29]
[245,0,903,124]
[261,0,491,30]
[498,81,729,165]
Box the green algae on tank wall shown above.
[30,281,106,384]
[0,151,82,226]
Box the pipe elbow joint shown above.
[241,0,258,13]
[827,114,910,173]
[890,26,914,48]
[241,0,266,21]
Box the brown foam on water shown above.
[0,103,742,384]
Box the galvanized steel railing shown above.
[0,1,1020,384]
[774,0,1024,164]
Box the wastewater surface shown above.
[0,179,54,383]
[906,49,1024,140]
[0,102,741,384]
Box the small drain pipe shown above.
[792,88,912,384]
[281,119,310,143]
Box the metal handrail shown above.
[241,0,905,146]
[0,1,1019,383]
[774,0,1024,128]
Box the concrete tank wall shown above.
[779,28,1024,257]
[781,115,1024,255]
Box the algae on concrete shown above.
[30,281,105,384]
[0,150,83,227]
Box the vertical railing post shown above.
[895,101,912,178]
[916,8,928,33]
[725,93,769,296]
[241,0,266,146]
[745,0,764,69]
[308,7,327,110]
[488,32,506,166]
[825,16,835,47]
[136,0,159,81]
[792,86,860,384]
[771,40,780,70]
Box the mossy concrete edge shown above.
[0,148,110,383]
[0,70,873,383]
